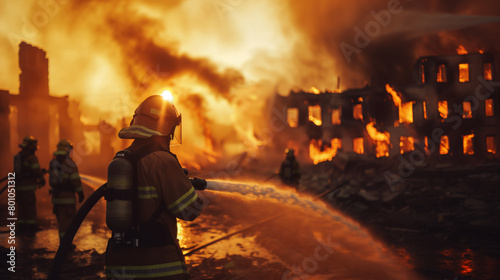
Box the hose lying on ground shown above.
[48,184,107,280]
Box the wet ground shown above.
[0,176,498,279]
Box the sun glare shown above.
[161,90,174,101]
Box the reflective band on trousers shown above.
[106,261,187,278]
[167,187,197,214]
[52,197,76,204]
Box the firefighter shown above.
[14,136,46,232]
[49,139,84,243]
[105,95,203,280]
[279,148,301,188]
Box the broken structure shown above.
[0,42,117,176]
[273,52,500,164]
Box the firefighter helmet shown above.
[54,139,73,156]
[19,135,38,150]
[118,95,182,143]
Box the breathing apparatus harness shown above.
[105,142,176,249]
[49,142,207,279]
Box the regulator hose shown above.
[48,183,107,280]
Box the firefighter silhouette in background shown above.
[105,95,203,279]
[279,148,301,188]
[49,139,84,243]
[14,136,46,233]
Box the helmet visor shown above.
[171,114,182,146]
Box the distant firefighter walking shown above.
[14,136,46,232]
[279,148,301,188]
[49,139,84,242]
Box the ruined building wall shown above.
[273,52,500,164]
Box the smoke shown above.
[284,0,500,86]
[1,0,499,170]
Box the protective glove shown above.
[190,177,207,190]
[39,177,46,188]
[78,192,85,203]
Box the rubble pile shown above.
[299,152,500,278]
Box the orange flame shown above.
[463,134,474,155]
[385,84,401,107]
[365,122,390,157]
[309,139,341,164]
[308,105,322,126]
[399,102,414,124]
[457,45,468,55]
[486,136,497,154]
[485,99,494,117]
[459,63,470,82]
[400,136,415,154]
[438,101,448,119]
[353,137,364,154]
[310,86,321,94]
[353,104,363,120]
[484,63,493,81]
[287,108,299,127]
[440,135,449,155]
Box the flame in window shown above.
[486,136,497,155]
[423,101,427,119]
[353,138,364,154]
[483,63,493,81]
[463,101,472,119]
[485,99,494,117]
[287,108,298,128]
[437,64,447,83]
[463,134,474,155]
[459,63,469,83]
[400,136,415,154]
[399,102,415,124]
[309,138,341,164]
[439,101,448,119]
[420,64,425,84]
[308,105,322,126]
[365,122,390,158]
[353,104,363,120]
[440,135,449,155]
[331,107,341,125]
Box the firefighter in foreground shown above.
[49,139,84,244]
[279,148,301,188]
[105,95,204,280]
[14,136,46,232]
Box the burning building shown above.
[273,50,500,164]
[0,42,118,176]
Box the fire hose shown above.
[48,183,107,280]
[48,176,207,280]
[184,177,348,256]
